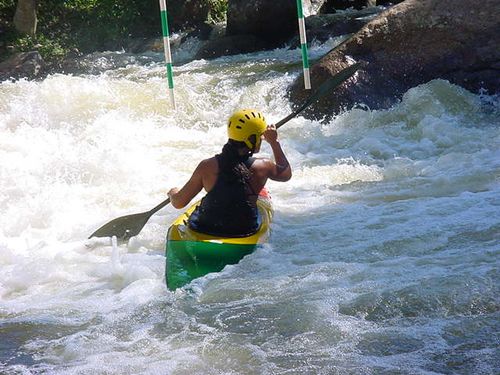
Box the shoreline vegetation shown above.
[0,0,228,71]
[1,0,498,119]
[0,0,388,80]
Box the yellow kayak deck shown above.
[165,195,273,290]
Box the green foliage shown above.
[208,0,228,23]
[0,0,16,13]
[0,0,16,28]
[14,34,68,62]
[34,0,160,52]
[0,0,228,64]
[1,0,161,63]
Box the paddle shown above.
[88,63,362,241]
[275,62,362,129]
[88,198,171,240]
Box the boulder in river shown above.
[302,6,384,45]
[289,0,500,119]
[0,51,45,81]
[226,0,311,47]
[195,34,268,60]
[321,0,377,12]
[167,0,211,31]
[197,0,313,58]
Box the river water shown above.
[0,37,499,374]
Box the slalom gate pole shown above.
[159,0,176,108]
[296,0,311,90]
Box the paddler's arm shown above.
[263,125,292,182]
[168,161,205,209]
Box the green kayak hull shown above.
[165,192,273,290]
[166,240,257,290]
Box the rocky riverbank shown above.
[0,2,385,80]
[1,0,498,121]
[289,0,500,119]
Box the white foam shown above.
[0,46,498,375]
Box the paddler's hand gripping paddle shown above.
[88,63,362,241]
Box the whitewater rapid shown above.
[0,39,499,374]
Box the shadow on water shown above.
[0,320,91,368]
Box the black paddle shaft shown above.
[275,62,362,129]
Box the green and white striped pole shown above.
[159,0,176,108]
[296,0,311,89]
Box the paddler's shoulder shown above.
[196,156,218,172]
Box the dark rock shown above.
[308,1,329,15]
[175,1,384,60]
[186,22,214,41]
[167,0,211,31]
[376,1,405,5]
[195,34,268,60]
[289,0,500,120]
[0,51,45,80]
[126,38,152,54]
[303,7,383,43]
[321,0,376,12]
[226,0,302,47]
[199,0,318,58]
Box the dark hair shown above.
[217,140,252,185]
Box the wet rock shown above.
[195,34,268,60]
[185,22,215,41]
[375,0,405,6]
[303,7,384,44]
[289,0,500,120]
[226,0,311,47]
[167,0,211,31]
[306,0,329,16]
[126,38,153,54]
[0,51,44,80]
[321,0,376,13]
[198,0,314,58]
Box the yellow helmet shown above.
[227,109,267,150]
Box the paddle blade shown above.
[88,211,152,241]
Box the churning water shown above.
[0,38,499,374]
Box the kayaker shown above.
[167,109,291,236]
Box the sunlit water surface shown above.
[0,38,499,374]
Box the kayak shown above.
[165,189,273,290]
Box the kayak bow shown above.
[165,190,273,290]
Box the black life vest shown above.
[188,156,259,237]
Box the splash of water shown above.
[0,41,499,374]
